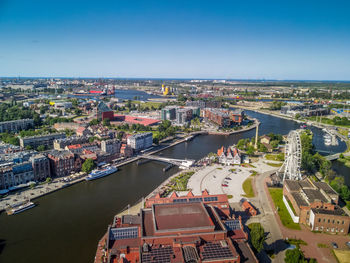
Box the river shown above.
[0,110,347,263]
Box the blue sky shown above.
[0,0,349,80]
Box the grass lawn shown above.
[333,249,350,263]
[265,154,285,161]
[131,100,162,110]
[250,170,258,176]
[268,188,301,230]
[242,178,255,198]
[266,162,283,167]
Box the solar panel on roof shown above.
[141,246,174,263]
[202,242,234,260]
[110,227,138,240]
[224,220,241,231]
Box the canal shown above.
[0,110,347,263]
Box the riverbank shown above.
[114,168,194,217]
[206,118,260,135]
[233,103,350,150]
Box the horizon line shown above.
[1,76,350,83]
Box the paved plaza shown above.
[187,159,277,202]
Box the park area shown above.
[268,187,301,230]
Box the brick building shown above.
[47,150,75,177]
[145,190,231,217]
[95,199,257,263]
[229,109,244,125]
[202,108,231,127]
[97,102,114,121]
[283,179,349,235]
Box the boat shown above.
[6,201,35,215]
[324,134,332,146]
[85,166,118,181]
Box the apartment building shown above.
[20,133,66,149]
[0,119,34,133]
[127,132,153,151]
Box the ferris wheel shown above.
[279,130,302,181]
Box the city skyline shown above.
[1,0,350,80]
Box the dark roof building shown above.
[283,178,349,235]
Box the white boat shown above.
[85,166,118,181]
[324,134,332,146]
[6,201,35,215]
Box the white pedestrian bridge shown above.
[140,155,195,169]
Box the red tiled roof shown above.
[76,126,86,133]
[113,114,160,126]
[68,144,82,149]
[217,146,225,156]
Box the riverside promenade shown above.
[0,133,201,213]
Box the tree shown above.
[82,158,95,173]
[246,145,255,156]
[249,223,265,253]
[89,119,99,125]
[284,248,307,263]
[37,145,46,152]
[45,177,52,183]
[103,118,111,127]
[258,143,268,153]
[25,145,33,150]
[295,113,301,119]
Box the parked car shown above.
[331,242,338,249]
[225,177,232,180]
[222,184,228,187]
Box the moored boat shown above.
[85,166,118,181]
[6,201,35,215]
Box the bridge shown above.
[325,152,350,161]
[325,153,341,161]
[140,155,195,169]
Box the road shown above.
[247,169,286,262]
